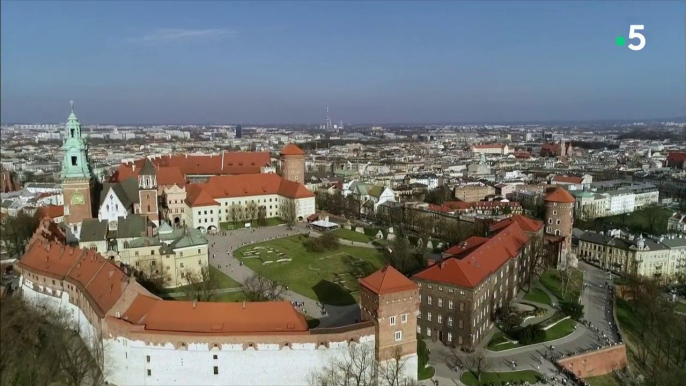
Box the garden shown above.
[460,370,542,386]
[234,234,385,305]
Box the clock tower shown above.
[61,102,93,240]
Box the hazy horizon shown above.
[2,1,684,125]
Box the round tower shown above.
[280,143,305,183]
[544,186,575,253]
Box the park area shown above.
[460,370,542,386]
[331,228,373,243]
[234,235,385,306]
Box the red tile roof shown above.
[427,204,455,214]
[34,205,64,219]
[442,237,489,258]
[413,222,530,288]
[490,214,543,234]
[545,187,575,203]
[280,143,305,156]
[185,184,219,207]
[359,266,417,295]
[122,295,308,334]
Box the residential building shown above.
[668,212,686,234]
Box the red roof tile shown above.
[359,266,417,295]
[442,237,489,258]
[545,187,575,203]
[34,205,64,219]
[122,295,308,334]
[185,184,219,207]
[490,214,543,234]
[413,222,530,288]
[190,174,314,204]
[280,144,305,156]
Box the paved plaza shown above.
[206,224,362,328]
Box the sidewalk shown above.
[165,287,242,298]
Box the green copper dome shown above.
[61,101,93,180]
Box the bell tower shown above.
[62,101,93,239]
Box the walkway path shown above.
[165,287,242,298]
[206,224,361,328]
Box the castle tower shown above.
[0,166,19,193]
[559,139,566,157]
[61,102,93,240]
[280,143,305,183]
[138,158,159,226]
[358,266,419,382]
[544,187,575,263]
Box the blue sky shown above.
[1,1,684,124]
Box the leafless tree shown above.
[181,265,220,301]
[521,233,547,291]
[557,267,582,301]
[246,201,259,225]
[242,272,287,302]
[283,199,297,229]
[378,347,419,386]
[229,203,240,227]
[463,349,491,382]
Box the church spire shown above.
[61,102,92,180]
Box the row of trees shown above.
[304,232,340,253]
[315,191,362,220]
[223,202,267,227]
[0,297,106,386]
[0,212,40,258]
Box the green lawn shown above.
[616,298,640,336]
[591,207,673,235]
[418,365,435,380]
[586,374,623,386]
[540,269,583,302]
[234,235,385,305]
[674,302,686,314]
[461,370,542,386]
[158,266,241,295]
[544,318,577,341]
[523,288,553,306]
[332,228,373,243]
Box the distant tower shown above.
[138,158,159,226]
[326,107,332,130]
[280,143,305,183]
[236,124,242,139]
[0,166,20,193]
[61,102,94,240]
[544,187,575,264]
[358,266,419,383]
[559,139,566,157]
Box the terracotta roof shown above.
[552,175,583,184]
[427,204,455,214]
[280,143,305,156]
[185,184,219,207]
[442,237,489,258]
[490,214,543,234]
[122,295,308,334]
[359,266,417,295]
[545,187,575,203]
[413,222,530,288]
[18,241,82,280]
[34,205,64,219]
[191,174,313,203]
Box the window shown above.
[447,332,452,342]
[401,314,408,323]
[448,288,454,293]
[390,316,396,326]
[449,300,454,309]
[180,262,184,268]
[448,316,453,327]
[459,320,464,328]
[438,298,443,307]
[417,326,421,334]
[214,366,219,375]
[417,311,421,319]
[394,331,402,341]
[198,249,201,254]
[427,296,432,305]
[147,370,151,376]
[437,315,442,324]
[553,210,557,215]
[418,294,422,303]
[213,355,218,359]
[556,219,561,225]
[548,218,552,224]
[427,284,433,289]
[146,355,150,363]
[438,286,443,291]
[427,312,432,321]
[71,156,77,166]
[460,302,464,311]
[427,328,432,337]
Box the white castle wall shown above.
[104,335,376,386]
[19,276,98,348]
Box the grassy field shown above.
[234,235,385,305]
[577,206,673,235]
[418,365,435,380]
[488,316,576,351]
[586,374,623,386]
[332,228,373,243]
[540,269,583,302]
[544,319,577,341]
[461,370,542,386]
[158,266,241,296]
[674,302,686,314]
[523,288,553,306]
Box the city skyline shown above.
[1,0,684,125]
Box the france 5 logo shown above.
[616,25,646,51]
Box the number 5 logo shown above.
[628,25,646,51]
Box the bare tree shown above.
[283,199,297,229]
[246,201,259,226]
[229,203,239,227]
[463,349,491,382]
[557,267,582,301]
[521,233,547,291]
[309,344,417,386]
[242,272,287,302]
[181,265,220,301]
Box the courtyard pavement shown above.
[206,224,363,328]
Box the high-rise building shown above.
[61,102,93,240]
[235,124,242,138]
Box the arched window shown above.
[147,205,151,212]
[555,229,561,236]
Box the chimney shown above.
[132,164,136,171]
[193,299,197,309]
[221,150,225,171]
[242,300,246,309]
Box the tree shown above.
[242,272,287,302]
[384,229,425,276]
[495,303,524,331]
[257,206,267,227]
[308,344,417,386]
[229,203,240,227]
[0,212,39,258]
[521,233,547,291]
[425,186,450,205]
[246,201,259,226]
[283,199,297,229]
[181,265,220,302]
[556,267,582,301]
[134,261,170,295]
[559,301,584,320]
[643,204,661,234]
[515,324,545,345]
[464,349,491,382]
